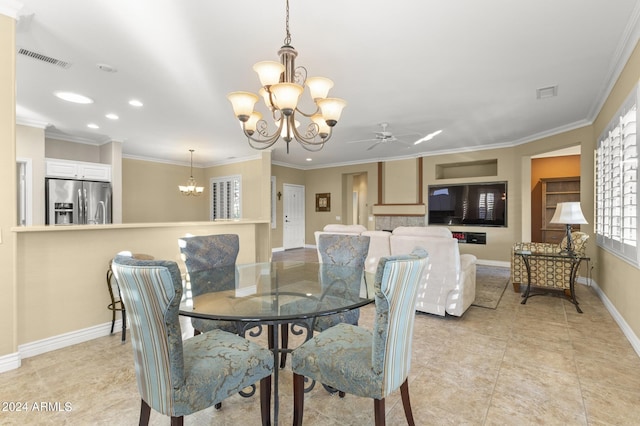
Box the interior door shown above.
[283,184,305,249]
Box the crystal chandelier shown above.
[178,149,204,196]
[227,0,347,153]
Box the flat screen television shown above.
[427,181,507,227]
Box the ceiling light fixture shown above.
[54,91,93,104]
[129,99,143,107]
[227,0,346,154]
[178,149,204,196]
[87,123,99,129]
[105,113,119,120]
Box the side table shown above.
[515,249,589,313]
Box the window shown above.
[210,175,241,220]
[595,84,638,266]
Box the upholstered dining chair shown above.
[178,234,240,335]
[314,233,370,331]
[111,253,274,426]
[279,234,370,370]
[291,248,429,426]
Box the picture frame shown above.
[315,193,331,212]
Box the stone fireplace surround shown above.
[375,215,425,231]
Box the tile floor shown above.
[1,248,640,425]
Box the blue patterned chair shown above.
[291,248,429,426]
[111,254,274,426]
[280,234,370,370]
[178,234,240,335]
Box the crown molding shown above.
[0,0,24,19]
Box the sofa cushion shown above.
[361,231,392,275]
[323,224,368,234]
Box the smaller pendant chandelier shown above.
[227,0,347,153]
[178,149,204,196]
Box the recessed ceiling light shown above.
[105,113,119,120]
[87,123,99,129]
[54,91,93,104]
[306,158,312,162]
[129,99,143,107]
[414,129,443,145]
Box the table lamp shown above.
[550,202,588,254]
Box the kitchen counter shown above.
[12,219,269,232]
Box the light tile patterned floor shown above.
[1,248,640,425]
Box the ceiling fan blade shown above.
[366,141,382,151]
[346,138,378,144]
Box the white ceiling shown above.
[11,0,640,169]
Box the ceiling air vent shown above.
[17,48,72,69]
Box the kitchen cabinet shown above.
[45,159,111,182]
[540,176,581,244]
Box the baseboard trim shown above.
[476,259,510,268]
[18,320,124,360]
[588,279,640,358]
[0,351,21,373]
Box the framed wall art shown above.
[315,193,331,212]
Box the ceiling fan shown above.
[346,123,419,151]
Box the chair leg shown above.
[400,379,415,426]
[292,373,305,426]
[373,398,385,426]
[110,308,116,334]
[139,399,151,426]
[170,416,184,426]
[260,375,272,426]
[280,323,288,369]
[121,307,127,342]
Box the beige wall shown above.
[16,125,46,225]
[45,138,104,163]
[384,158,418,203]
[122,158,207,223]
[591,41,640,341]
[0,14,17,356]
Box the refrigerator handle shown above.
[77,189,84,224]
[83,188,88,224]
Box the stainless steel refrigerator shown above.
[46,178,112,225]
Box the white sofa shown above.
[314,224,477,316]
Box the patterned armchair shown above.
[291,248,429,426]
[511,232,589,292]
[111,254,273,425]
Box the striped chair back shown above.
[112,255,185,416]
[371,249,429,397]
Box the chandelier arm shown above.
[290,122,331,146]
[294,104,321,118]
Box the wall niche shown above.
[435,159,498,179]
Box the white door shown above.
[283,184,305,249]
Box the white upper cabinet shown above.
[45,159,112,181]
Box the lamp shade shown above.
[550,202,588,224]
[306,76,333,100]
[227,91,259,122]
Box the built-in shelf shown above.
[540,176,581,244]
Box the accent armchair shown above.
[111,254,274,426]
[291,248,429,426]
[511,231,589,293]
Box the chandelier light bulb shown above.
[270,83,303,115]
[253,61,285,86]
[245,111,263,135]
[227,91,259,122]
[317,98,347,126]
[306,76,334,100]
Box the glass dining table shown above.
[179,260,374,425]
